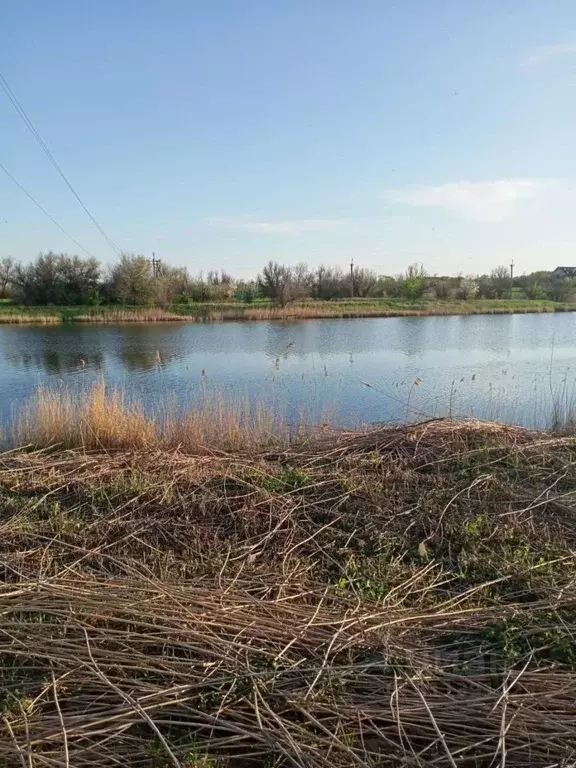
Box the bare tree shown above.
[478,266,511,299]
[0,256,15,298]
[154,264,190,306]
[185,269,236,302]
[313,265,347,300]
[352,267,378,298]
[405,262,427,280]
[206,269,234,286]
[292,262,313,298]
[432,279,453,300]
[547,277,575,302]
[258,261,312,306]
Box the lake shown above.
[1,313,576,431]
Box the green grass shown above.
[1,419,576,765]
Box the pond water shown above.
[1,313,576,430]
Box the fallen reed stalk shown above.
[1,420,576,766]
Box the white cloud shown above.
[244,219,345,234]
[384,179,556,222]
[524,38,576,64]
[206,216,347,234]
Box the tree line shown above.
[0,252,573,306]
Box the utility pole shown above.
[350,258,354,299]
[510,258,514,299]
[151,252,162,279]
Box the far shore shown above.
[0,297,574,324]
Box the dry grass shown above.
[13,381,294,452]
[74,308,199,323]
[0,313,62,324]
[74,301,572,324]
[215,303,563,322]
[3,300,573,325]
[1,420,576,765]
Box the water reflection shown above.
[0,313,575,430]
[12,350,105,375]
[117,348,160,372]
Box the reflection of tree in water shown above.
[10,351,104,375]
[117,342,177,372]
[394,317,428,358]
[264,324,309,362]
[113,326,185,372]
[262,319,389,362]
[119,348,161,372]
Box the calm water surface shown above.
[1,313,576,429]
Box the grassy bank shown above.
[2,396,576,765]
[0,297,572,323]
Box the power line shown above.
[0,70,121,255]
[0,161,96,258]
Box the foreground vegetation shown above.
[2,389,576,765]
[0,297,572,324]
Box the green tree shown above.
[109,254,155,305]
[399,263,427,300]
[13,252,100,305]
[455,277,479,299]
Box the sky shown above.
[2,0,576,277]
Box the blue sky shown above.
[2,0,576,277]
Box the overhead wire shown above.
[0,70,121,255]
[0,161,96,258]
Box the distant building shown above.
[551,267,576,279]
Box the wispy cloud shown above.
[384,179,555,222]
[206,216,347,234]
[523,37,576,64]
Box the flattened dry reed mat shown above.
[1,420,576,766]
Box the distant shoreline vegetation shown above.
[0,298,574,324]
[0,252,574,323]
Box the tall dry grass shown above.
[216,303,563,321]
[16,300,574,325]
[0,313,62,324]
[74,308,199,323]
[13,381,294,452]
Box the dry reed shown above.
[4,301,572,326]
[73,302,568,325]
[0,313,62,324]
[74,308,199,323]
[214,303,561,322]
[13,381,294,452]
[1,420,576,766]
